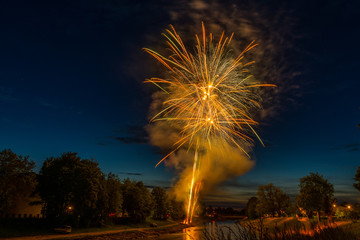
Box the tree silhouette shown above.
[246,197,258,219]
[151,187,169,220]
[296,172,334,221]
[106,173,123,215]
[0,149,36,216]
[36,152,106,226]
[256,183,291,217]
[122,179,153,223]
[354,166,360,192]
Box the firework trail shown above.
[144,23,274,224]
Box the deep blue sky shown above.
[0,0,359,207]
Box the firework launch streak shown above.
[144,23,275,224]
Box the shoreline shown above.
[4,221,191,240]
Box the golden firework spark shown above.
[144,23,275,224]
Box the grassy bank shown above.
[203,217,360,240]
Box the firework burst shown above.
[145,23,275,224]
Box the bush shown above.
[347,211,359,222]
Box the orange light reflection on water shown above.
[182,227,200,240]
[182,220,218,240]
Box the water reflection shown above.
[203,220,241,239]
[204,220,216,238]
[182,225,202,239]
[159,220,239,240]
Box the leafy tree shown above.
[36,152,107,226]
[274,187,292,216]
[0,149,36,216]
[151,187,169,219]
[246,197,258,219]
[168,197,185,220]
[256,183,291,217]
[106,173,123,215]
[37,153,79,222]
[95,175,110,224]
[296,172,334,221]
[73,159,107,227]
[224,207,235,215]
[286,202,297,216]
[122,179,153,223]
[354,166,360,192]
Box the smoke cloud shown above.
[167,142,255,205]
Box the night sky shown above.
[1,0,359,207]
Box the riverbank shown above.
[57,223,188,240]
[6,217,359,240]
[2,219,199,240]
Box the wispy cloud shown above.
[105,125,149,145]
[38,101,58,109]
[331,143,360,152]
[203,188,253,207]
[0,86,19,102]
[221,179,261,190]
[111,136,148,144]
[96,125,149,147]
[118,171,142,176]
[144,185,171,190]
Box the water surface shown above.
[159,220,241,240]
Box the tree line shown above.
[0,149,184,227]
[1,148,360,226]
[246,171,360,221]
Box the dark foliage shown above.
[354,166,360,192]
[246,197,258,219]
[296,172,334,220]
[36,152,107,227]
[0,149,36,216]
[122,179,153,223]
[168,197,185,220]
[256,183,291,217]
[151,187,169,220]
[106,173,123,216]
[202,219,358,240]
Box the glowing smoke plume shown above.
[145,23,274,223]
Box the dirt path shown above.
[4,223,184,240]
